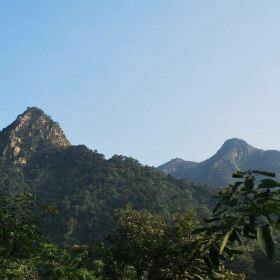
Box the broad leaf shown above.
[257,224,274,260]
[219,229,233,255]
[258,179,280,189]
[252,170,276,177]
[209,246,220,268]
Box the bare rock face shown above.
[0,107,71,165]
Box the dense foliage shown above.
[191,170,280,278]
[1,170,280,279]
[101,208,243,280]
[0,145,214,246]
[0,192,101,279]
[0,192,242,280]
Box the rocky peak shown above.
[0,107,71,164]
[221,138,251,150]
[168,158,186,164]
[214,138,257,160]
[158,158,198,174]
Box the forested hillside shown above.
[0,107,215,245]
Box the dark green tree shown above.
[193,170,280,277]
[0,192,101,280]
[102,208,243,280]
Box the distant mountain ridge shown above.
[158,138,280,187]
[2,108,279,189]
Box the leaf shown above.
[219,229,233,255]
[204,217,220,223]
[223,247,243,256]
[209,246,220,268]
[203,256,212,270]
[243,223,251,237]
[236,171,247,175]
[258,179,280,189]
[234,181,243,187]
[213,209,227,217]
[252,170,276,177]
[229,198,238,207]
[232,174,244,178]
[243,179,254,192]
[192,227,208,235]
[257,224,274,260]
[213,201,222,214]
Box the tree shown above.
[102,207,243,280]
[0,192,101,280]
[193,170,280,277]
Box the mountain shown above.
[0,107,215,245]
[158,138,280,187]
[158,158,199,174]
[0,107,70,164]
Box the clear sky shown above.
[1,1,280,166]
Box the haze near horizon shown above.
[1,1,280,166]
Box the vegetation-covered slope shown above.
[23,145,215,245]
[0,108,215,245]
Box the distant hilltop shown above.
[158,138,280,187]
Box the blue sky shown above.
[1,1,280,166]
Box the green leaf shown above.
[219,229,233,255]
[192,227,208,234]
[257,224,274,260]
[258,179,280,188]
[236,171,247,175]
[213,209,227,217]
[204,217,220,223]
[209,246,220,268]
[213,201,222,214]
[252,170,276,177]
[223,247,243,256]
[232,174,244,178]
[243,179,254,192]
